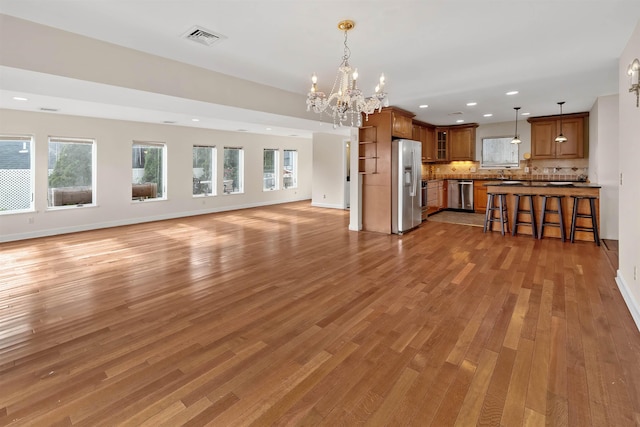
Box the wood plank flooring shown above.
[1,201,639,426]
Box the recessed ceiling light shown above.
[483,113,493,117]
[266,127,272,131]
[456,119,464,123]
[466,102,477,106]
[521,112,531,116]
[506,91,519,96]
[191,118,200,122]
[419,104,429,108]
[13,96,28,101]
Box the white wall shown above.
[617,19,640,331]
[0,109,312,242]
[589,95,619,239]
[311,132,347,209]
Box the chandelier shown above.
[306,20,388,128]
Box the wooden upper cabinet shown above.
[413,120,436,162]
[555,117,584,158]
[424,126,436,162]
[435,128,449,161]
[528,113,588,159]
[392,110,413,139]
[449,125,478,161]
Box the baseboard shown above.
[616,270,640,332]
[310,202,346,210]
[0,198,311,243]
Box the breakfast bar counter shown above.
[484,181,601,241]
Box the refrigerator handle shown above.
[409,149,417,197]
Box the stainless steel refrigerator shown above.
[391,139,422,234]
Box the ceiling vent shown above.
[40,107,59,112]
[183,26,227,47]
[448,111,464,116]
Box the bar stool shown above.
[570,195,600,246]
[484,193,509,236]
[538,195,566,242]
[512,193,537,238]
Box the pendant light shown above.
[554,101,567,143]
[511,107,521,144]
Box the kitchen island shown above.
[484,181,601,241]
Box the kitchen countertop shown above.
[484,181,600,188]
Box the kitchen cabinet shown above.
[392,109,414,139]
[474,180,489,213]
[528,113,588,159]
[434,124,478,162]
[424,126,436,162]
[449,125,478,161]
[435,128,449,161]
[413,120,436,162]
[426,179,448,216]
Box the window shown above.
[223,147,244,194]
[132,142,166,200]
[263,149,279,191]
[481,137,519,169]
[48,137,95,207]
[0,136,34,214]
[283,149,298,189]
[193,145,216,196]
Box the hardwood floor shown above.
[1,201,639,426]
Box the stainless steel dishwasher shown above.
[448,180,474,211]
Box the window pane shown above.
[263,149,278,191]
[48,138,94,207]
[283,149,298,189]
[223,147,243,194]
[132,142,164,200]
[0,136,33,213]
[193,145,216,196]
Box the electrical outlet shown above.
[525,166,530,173]
[28,217,34,224]
[323,194,326,199]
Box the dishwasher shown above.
[447,180,474,211]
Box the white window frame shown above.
[263,148,279,191]
[47,136,97,209]
[0,135,35,214]
[283,149,298,189]
[192,145,217,197]
[132,141,167,201]
[223,147,244,195]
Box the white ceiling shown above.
[1,1,639,136]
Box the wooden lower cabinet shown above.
[473,180,489,213]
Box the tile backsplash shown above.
[422,158,589,181]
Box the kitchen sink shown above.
[546,182,574,186]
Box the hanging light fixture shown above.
[511,107,521,144]
[306,20,388,128]
[554,101,567,143]
[628,58,640,108]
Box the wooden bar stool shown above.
[570,195,600,246]
[512,193,537,238]
[484,193,509,236]
[538,195,566,242]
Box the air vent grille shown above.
[40,107,59,112]
[448,111,464,116]
[184,26,227,46]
